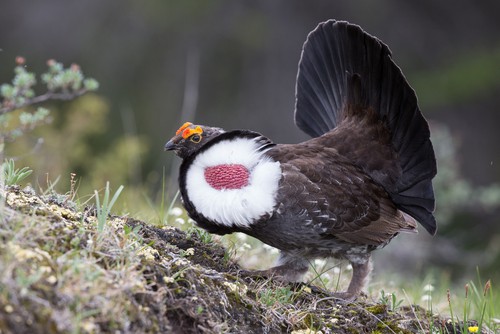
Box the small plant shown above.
[159,168,181,225]
[467,277,495,333]
[379,289,403,311]
[447,289,458,334]
[94,181,124,233]
[187,226,213,244]
[222,240,238,265]
[123,224,143,243]
[258,286,294,307]
[143,167,183,227]
[308,259,341,291]
[1,159,32,186]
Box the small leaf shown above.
[83,78,99,91]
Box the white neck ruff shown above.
[185,137,281,228]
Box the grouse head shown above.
[164,122,225,159]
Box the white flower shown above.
[421,294,432,302]
[423,284,434,292]
[174,217,185,225]
[314,259,326,267]
[170,207,184,217]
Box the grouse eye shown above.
[190,134,202,143]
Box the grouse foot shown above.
[238,251,309,282]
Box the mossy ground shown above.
[0,186,494,333]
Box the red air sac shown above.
[204,164,250,190]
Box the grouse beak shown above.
[164,139,177,152]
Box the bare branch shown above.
[0,89,89,115]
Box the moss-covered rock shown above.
[0,186,495,333]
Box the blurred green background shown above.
[1,1,499,283]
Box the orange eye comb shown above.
[182,126,203,139]
[175,122,193,135]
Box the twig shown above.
[0,89,88,115]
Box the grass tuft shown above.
[1,159,33,186]
[94,181,124,233]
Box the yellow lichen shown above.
[302,286,312,293]
[6,191,43,210]
[81,321,97,333]
[223,281,239,293]
[46,275,57,284]
[48,204,81,221]
[109,217,126,230]
[223,281,248,296]
[174,258,189,266]
[5,242,52,262]
[163,276,175,284]
[291,329,323,334]
[137,246,159,262]
[39,266,52,274]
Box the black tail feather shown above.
[294,20,437,235]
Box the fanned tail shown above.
[294,20,437,235]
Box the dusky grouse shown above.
[164,20,437,300]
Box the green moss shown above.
[366,304,387,315]
[376,319,414,334]
[301,312,319,329]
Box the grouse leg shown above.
[240,251,309,282]
[332,256,372,301]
